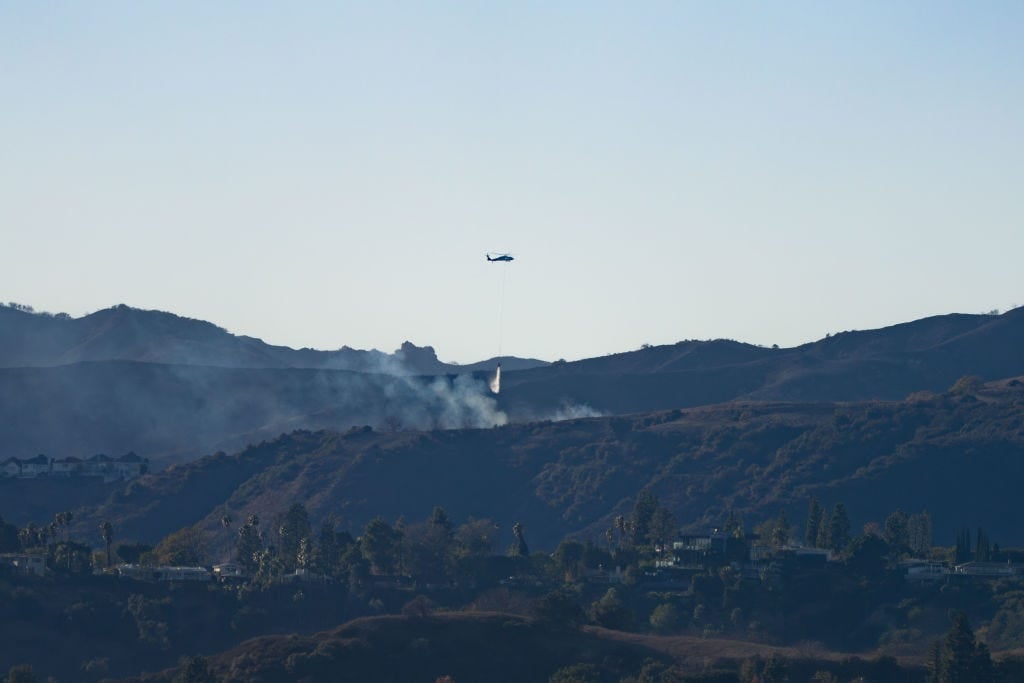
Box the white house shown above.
[0,458,20,478]
[51,456,83,477]
[19,454,50,478]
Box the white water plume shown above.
[489,364,501,394]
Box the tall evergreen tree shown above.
[724,508,744,539]
[771,510,790,548]
[955,528,972,564]
[826,503,851,553]
[931,611,993,682]
[235,515,263,574]
[630,490,660,546]
[277,503,312,572]
[908,510,933,556]
[649,507,678,548]
[975,528,990,562]
[100,521,114,567]
[805,498,823,547]
[884,509,909,551]
[361,517,402,574]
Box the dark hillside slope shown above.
[125,613,668,683]
[3,306,1021,468]
[0,304,548,373]
[499,308,1024,413]
[0,361,507,464]
[62,379,1024,552]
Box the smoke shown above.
[489,364,501,394]
[379,372,508,431]
[547,402,606,421]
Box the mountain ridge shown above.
[0,303,549,374]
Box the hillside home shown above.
[2,452,149,482]
[153,566,211,582]
[111,452,147,479]
[0,458,20,477]
[19,454,50,477]
[51,456,83,477]
[904,560,950,582]
[117,564,212,582]
[84,453,114,478]
[212,563,248,582]
[954,561,1019,578]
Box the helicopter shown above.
[486,253,514,262]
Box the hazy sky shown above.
[2,2,1022,363]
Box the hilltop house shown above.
[51,456,83,477]
[0,452,148,482]
[19,454,51,478]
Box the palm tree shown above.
[100,521,114,567]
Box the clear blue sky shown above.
[2,2,1021,363]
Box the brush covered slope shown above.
[498,307,1024,415]
[125,612,671,683]
[54,377,1024,552]
[2,305,1022,467]
[0,303,548,373]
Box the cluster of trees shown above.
[604,490,678,552]
[0,512,96,574]
[220,503,506,589]
[956,527,1003,563]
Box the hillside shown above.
[125,613,668,683]
[122,612,875,683]
[501,308,1024,415]
[0,304,548,374]
[0,361,509,463]
[40,377,1024,554]
[2,306,1023,467]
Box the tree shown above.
[955,528,972,564]
[0,517,19,553]
[533,588,584,628]
[908,510,933,556]
[100,521,114,567]
[454,517,496,560]
[3,664,38,683]
[403,519,454,583]
[50,541,92,574]
[173,655,216,683]
[236,516,263,574]
[511,521,529,557]
[826,503,851,553]
[975,528,991,562]
[361,517,402,574]
[631,490,660,545]
[761,652,790,683]
[931,611,994,682]
[649,603,681,633]
[549,663,601,683]
[589,589,626,630]
[648,506,678,548]
[884,509,909,552]
[949,375,983,396]
[116,542,152,565]
[553,540,586,582]
[806,498,823,547]
[277,503,311,572]
[314,519,348,576]
[771,509,790,548]
[725,508,745,539]
[152,526,207,566]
